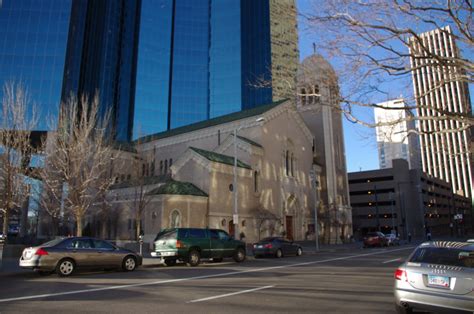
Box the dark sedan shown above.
[19,237,142,276]
[252,237,303,258]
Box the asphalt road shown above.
[0,245,416,314]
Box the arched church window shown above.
[170,210,181,228]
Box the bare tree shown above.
[126,149,153,240]
[40,94,115,236]
[0,82,37,236]
[251,206,280,240]
[298,0,473,133]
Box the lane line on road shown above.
[382,257,402,264]
[187,285,274,303]
[0,246,414,304]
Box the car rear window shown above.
[155,230,177,241]
[409,247,474,268]
[41,238,66,247]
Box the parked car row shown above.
[18,228,307,277]
[363,232,400,248]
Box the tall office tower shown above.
[409,26,473,201]
[133,0,299,138]
[0,0,298,141]
[0,0,73,131]
[374,99,420,169]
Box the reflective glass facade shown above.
[0,0,297,141]
[0,0,72,130]
[132,0,291,139]
[133,0,172,137]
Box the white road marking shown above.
[187,285,274,303]
[382,257,402,264]
[0,246,414,304]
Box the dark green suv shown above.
[151,228,246,266]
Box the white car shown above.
[0,232,5,244]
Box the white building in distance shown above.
[374,98,420,169]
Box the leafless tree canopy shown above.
[299,0,473,131]
[39,94,115,236]
[0,82,37,235]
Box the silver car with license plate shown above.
[19,237,142,277]
[394,241,474,313]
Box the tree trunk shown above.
[76,217,83,237]
[136,220,141,240]
[2,210,9,236]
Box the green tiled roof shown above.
[236,135,263,148]
[148,180,208,197]
[134,99,287,144]
[190,147,251,169]
[110,175,170,189]
[111,141,137,153]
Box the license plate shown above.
[428,275,450,288]
[23,249,33,260]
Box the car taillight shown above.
[394,268,407,281]
[264,243,272,249]
[35,248,49,256]
[176,240,185,249]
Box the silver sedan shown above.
[19,237,142,277]
[394,241,474,313]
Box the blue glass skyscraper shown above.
[0,0,72,131]
[0,0,298,141]
[132,0,298,139]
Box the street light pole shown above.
[233,128,239,240]
[309,169,319,252]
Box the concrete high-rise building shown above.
[409,26,473,202]
[0,0,299,141]
[374,98,420,169]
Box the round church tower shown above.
[296,54,352,244]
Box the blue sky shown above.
[296,0,473,173]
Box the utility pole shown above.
[389,192,395,234]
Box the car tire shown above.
[164,258,177,267]
[122,255,137,272]
[275,249,283,258]
[56,258,75,277]
[296,247,303,256]
[187,249,201,266]
[233,248,246,263]
[394,304,412,314]
[211,257,223,263]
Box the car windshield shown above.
[409,247,474,268]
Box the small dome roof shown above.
[297,54,338,88]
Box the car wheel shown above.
[187,249,201,266]
[233,248,246,263]
[211,257,223,263]
[164,258,177,266]
[122,255,137,272]
[56,258,75,277]
[296,247,303,256]
[394,304,412,314]
[275,249,283,258]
